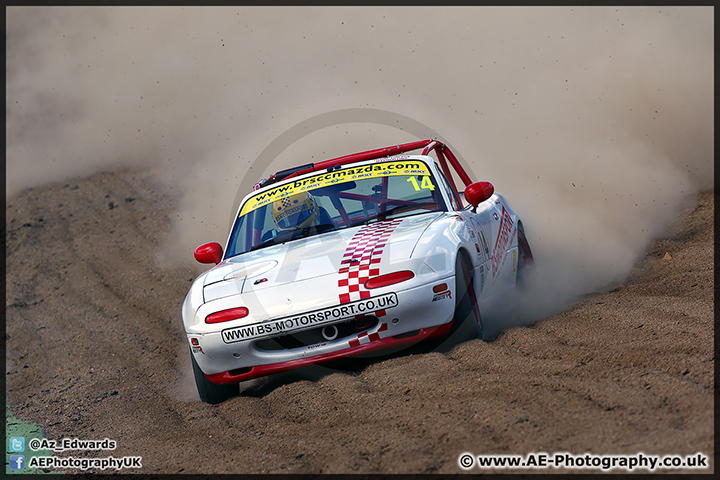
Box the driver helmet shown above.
[272,192,318,231]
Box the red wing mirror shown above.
[464,181,495,208]
[194,242,224,264]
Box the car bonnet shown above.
[201,212,442,305]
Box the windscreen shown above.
[225,159,446,258]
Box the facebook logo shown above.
[9,437,25,452]
[9,455,25,470]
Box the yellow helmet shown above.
[272,192,318,231]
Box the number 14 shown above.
[407,176,435,191]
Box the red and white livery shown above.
[182,140,533,403]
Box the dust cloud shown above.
[6,7,713,323]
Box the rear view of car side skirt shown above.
[205,322,453,384]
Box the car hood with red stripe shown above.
[200,212,444,308]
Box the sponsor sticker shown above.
[221,293,399,343]
[240,161,432,217]
[432,290,452,302]
[491,206,516,279]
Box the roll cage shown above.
[253,139,473,206]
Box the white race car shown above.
[183,139,533,402]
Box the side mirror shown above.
[194,242,224,264]
[464,181,495,208]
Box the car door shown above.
[459,215,488,297]
[435,164,494,298]
[481,196,517,290]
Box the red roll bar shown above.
[262,139,474,199]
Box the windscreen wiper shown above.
[249,224,337,252]
[378,202,439,220]
[349,202,439,228]
[249,230,297,252]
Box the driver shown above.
[271,192,319,231]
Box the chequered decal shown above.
[338,218,403,315]
[348,323,388,347]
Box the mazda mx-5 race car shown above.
[183,139,533,403]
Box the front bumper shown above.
[187,278,456,384]
[205,322,452,384]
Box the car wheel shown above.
[455,255,486,341]
[516,222,534,288]
[191,354,237,404]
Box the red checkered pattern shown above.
[348,323,388,347]
[337,218,403,309]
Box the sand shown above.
[5,169,713,474]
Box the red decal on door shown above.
[491,206,516,278]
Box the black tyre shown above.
[191,355,237,404]
[454,255,487,341]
